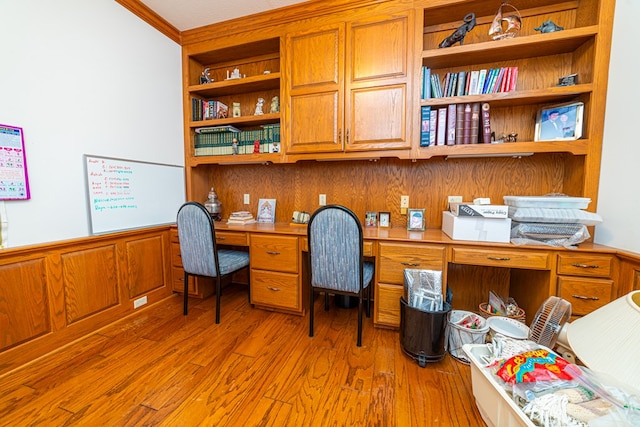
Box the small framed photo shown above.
[365,211,378,227]
[407,208,425,231]
[535,101,584,141]
[257,198,276,223]
[379,212,390,228]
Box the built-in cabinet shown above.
[284,10,413,157]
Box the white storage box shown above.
[449,203,508,218]
[503,195,590,209]
[462,344,535,427]
[442,211,511,243]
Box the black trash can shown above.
[400,297,451,367]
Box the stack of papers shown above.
[227,211,256,225]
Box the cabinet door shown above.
[345,13,412,151]
[285,24,345,154]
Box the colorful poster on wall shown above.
[0,124,30,200]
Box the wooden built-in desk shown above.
[171,223,619,329]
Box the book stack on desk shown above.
[226,211,256,225]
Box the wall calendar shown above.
[0,124,30,200]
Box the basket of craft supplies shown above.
[478,291,526,323]
[447,310,489,364]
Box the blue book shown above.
[422,66,431,99]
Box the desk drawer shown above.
[375,283,403,328]
[451,247,550,270]
[557,277,613,316]
[251,270,300,310]
[378,242,446,284]
[171,243,182,267]
[251,234,298,273]
[557,253,613,278]
[216,231,248,246]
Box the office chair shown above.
[176,202,250,324]
[308,205,374,347]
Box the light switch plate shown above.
[319,194,327,206]
[244,194,250,205]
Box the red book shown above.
[481,103,492,144]
[462,103,472,144]
[470,103,481,144]
[509,66,519,91]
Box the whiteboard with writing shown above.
[84,155,185,234]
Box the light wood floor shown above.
[0,284,486,426]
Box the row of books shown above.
[191,98,229,121]
[194,124,281,156]
[420,103,492,147]
[421,67,518,99]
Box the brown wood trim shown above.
[114,0,181,44]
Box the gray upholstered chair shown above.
[176,201,250,324]
[308,205,374,347]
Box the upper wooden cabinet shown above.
[283,10,413,156]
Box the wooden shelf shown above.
[421,84,593,108]
[190,152,282,166]
[422,26,598,68]
[416,140,589,159]
[190,113,280,129]
[188,72,281,97]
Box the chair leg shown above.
[183,272,189,315]
[215,276,222,324]
[357,295,363,347]
[324,292,330,311]
[366,284,371,318]
[309,288,315,338]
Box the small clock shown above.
[379,212,390,228]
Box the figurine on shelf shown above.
[200,67,213,84]
[534,20,564,33]
[438,13,476,48]
[488,3,522,40]
[232,138,239,155]
[226,67,242,80]
[253,139,261,154]
[254,97,265,115]
[270,96,280,114]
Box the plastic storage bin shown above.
[399,297,451,367]
[503,195,590,209]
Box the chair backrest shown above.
[176,202,220,277]
[308,205,364,293]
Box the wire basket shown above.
[447,310,489,364]
[478,302,526,323]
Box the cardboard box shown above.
[449,202,508,218]
[442,211,511,243]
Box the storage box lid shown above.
[503,195,591,209]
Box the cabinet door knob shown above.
[572,263,599,269]
[488,256,510,261]
[217,236,225,241]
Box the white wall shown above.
[0,0,184,248]
[595,0,640,254]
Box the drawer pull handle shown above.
[266,251,281,255]
[572,263,599,269]
[572,294,600,301]
[401,262,420,267]
[267,286,281,292]
[217,236,225,241]
[488,256,510,261]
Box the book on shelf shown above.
[421,66,431,99]
[429,110,437,146]
[456,71,467,96]
[446,104,456,146]
[455,104,465,145]
[481,103,492,144]
[476,69,487,95]
[462,103,472,145]
[195,125,241,134]
[436,107,447,146]
[470,103,481,144]
[420,106,431,146]
[468,70,480,96]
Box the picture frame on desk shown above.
[407,208,425,231]
[535,101,584,141]
[257,198,276,223]
[365,211,378,227]
[379,212,390,228]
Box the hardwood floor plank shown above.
[0,286,488,427]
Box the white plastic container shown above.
[503,195,590,209]
[462,344,535,427]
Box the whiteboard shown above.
[84,155,185,234]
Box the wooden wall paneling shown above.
[446,264,511,314]
[62,245,120,324]
[125,235,168,299]
[0,257,50,350]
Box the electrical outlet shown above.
[319,194,327,206]
[134,296,147,309]
[400,195,409,208]
[243,194,250,205]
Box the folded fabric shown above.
[508,207,603,225]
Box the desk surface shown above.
[215,221,615,253]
